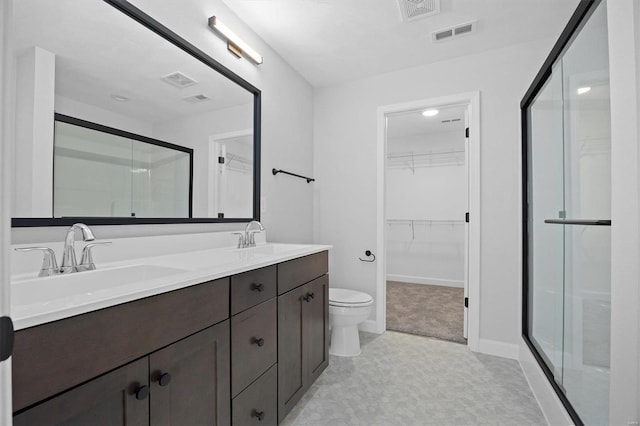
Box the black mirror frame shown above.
[12,0,261,227]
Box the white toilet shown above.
[329,288,374,357]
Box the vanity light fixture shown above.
[577,86,591,95]
[208,16,263,65]
[422,109,439,117]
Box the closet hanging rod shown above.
[272,168,315,183]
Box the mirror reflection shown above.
[11,0,258,222]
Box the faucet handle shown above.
[79,242,112,271]
[247,230,262,246]
[232,232,246,249]
[15,247,59,277]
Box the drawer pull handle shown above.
[251,283,264,292]
[135,385,149,400]
[253,410,265,421]
[303,292,315,302]
[253,337,265,347]
[158,372,172,387]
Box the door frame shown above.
[0,0,14,421]
[374,91,481,351]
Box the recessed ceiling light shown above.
[422,109,439,117]
[577,87,591,95]
[111,94,129,102]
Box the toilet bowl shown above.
[329,288,374,357]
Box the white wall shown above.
[313,38,554,347]
[607,0,640,424]
[10,0,315,244]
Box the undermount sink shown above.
[12,264,189,306]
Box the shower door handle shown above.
[544,219,611,226]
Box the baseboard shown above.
[386,274,464,288]
[519,338,573,426]
[359,319,383,334]
[476,338,519,360]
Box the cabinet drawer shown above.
[231,299,277,396]
[278,251,328,295]
[13,278,229,411]
[231,265,277,315]
[232,364,277,426]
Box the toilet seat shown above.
[329,288,373,308]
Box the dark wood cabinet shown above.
[13,357,149,426]
[305,275,330,384]
[277,275,329,423]
[12,277,229,411]
[12,250,329,425]
[14,323,230,426]
[150,321,230,426]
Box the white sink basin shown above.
[12,264,189,306]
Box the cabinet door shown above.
[13,357,148,426]
[304,275,329,384]
[150,320,230,426]
[277,285,306,423]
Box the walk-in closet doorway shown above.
[375,92,480,351]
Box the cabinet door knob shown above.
[251,283,264,292]
[158,372,172,387]
[253,410,265,421]
[253,337,265,347]
[135,385,149,400]
[303,292,315,302]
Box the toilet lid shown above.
[329,288,373,307]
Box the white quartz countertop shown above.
[11,242,331,330]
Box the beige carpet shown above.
[386,281,466,344]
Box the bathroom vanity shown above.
[10,243,329,425]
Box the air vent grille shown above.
[398,0,440,22]
[161,72,198,89]
[183,94,210,103]
[432,20,477,42]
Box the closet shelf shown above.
[387,150,465,172]
[387,219,465,225]
[224,152,252,173]
[387,219,464,240]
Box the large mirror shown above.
[10,0,260,226]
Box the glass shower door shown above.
[525,1,610,424]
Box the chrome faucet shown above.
[16,223,111,277]
[60,223,95,273]
[233,221,264,248]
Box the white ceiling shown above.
[222,0,580,87]
[387,104,466,139]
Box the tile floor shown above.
[282,331,546,426]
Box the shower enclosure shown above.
[522,1,610,425]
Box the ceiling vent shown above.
[183,94,210,103]
[432,20,477,42]
[161,72,198,89]
[398,0,440,22]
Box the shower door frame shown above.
[520,1,601,425]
